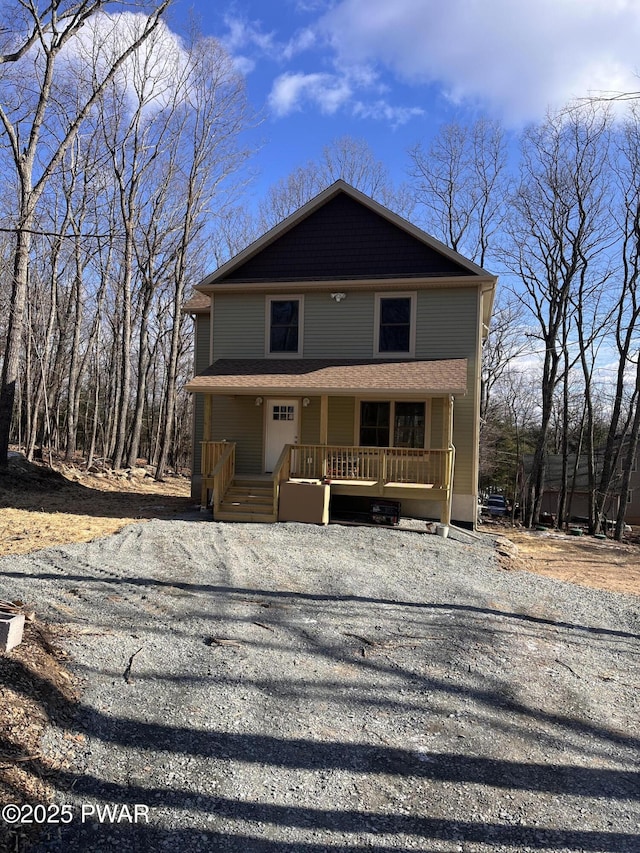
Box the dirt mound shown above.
[0,453,193,558]
[0,455,69,498]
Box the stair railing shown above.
[210,442,236,518]
[271,442,293,518]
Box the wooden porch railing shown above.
[210,442,236,517]
[291,444,452,489]
[200,440,235,508]
[271,442,293,517]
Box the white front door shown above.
[265,399,299,471]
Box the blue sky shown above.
[164,0,640,202]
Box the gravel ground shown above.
[2,516,639,852]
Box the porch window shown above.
[267,296,303,356]
[360,401,390,447]
[359,401,426,448]
[375,293,416,356]
[394,402,425,448]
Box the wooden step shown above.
[214,477,277,522]
[215,509,277,523]
[233,478,272,488]
[224,488,273,503]
[220,499,274,513]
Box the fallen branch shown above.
[555,658,580,677]
[123,647,143,684]
[0,752,42,769]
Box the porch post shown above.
[204,394,212,441]
[200,395,214,509]
[319,395,328,444]
[319,395,329,480]
[441,395,454,526]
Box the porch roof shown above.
[186,358,468,396]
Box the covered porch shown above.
[187,357,466,525]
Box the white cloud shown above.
[220,12,425,127]
[221,15,277,55]
[318,0,640,123]
[268,68,424,125]
[221,15,315,64]
[57,12,191,115]
[282,27,317,60]
[268,72,352,116]
[353,100,424,126]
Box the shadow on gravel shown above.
[17,755,640,852]
[2,569,637,642]
[30,793,640,852]
[67,712,640,798]
[3,655,638,852]
[3,561,638,852]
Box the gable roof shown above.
[197,181,496,290]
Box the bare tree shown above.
[0,0,169,467]
[94,17,180,469]
[503,105,612,527]
[408,118,509,267]
[258,136,403,231]
[593,105,640,536]
[155,35,252,480]
[480,294,528,423]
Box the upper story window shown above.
[266,296,303,357]
[375,293,416,357]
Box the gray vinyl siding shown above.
[328,397,355,445]
[213,293,264,359]
[211,396,263,474]
[211,291,375,359]
[192,313,211,476]
[300,398,321,444]
[304,292,374,357]
[195,313,211,371]
[193,396,205,476]
[451,378,477,494]
[416,288,479,496]
[430,398,444,448]
[415,288,477,359]
[208,287,478,362]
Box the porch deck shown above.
[201,441,454,524]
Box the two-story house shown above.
[185,181,497,528]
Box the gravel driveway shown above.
[2,517,639,852]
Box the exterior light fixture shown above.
[330,292,346,302]
[255,396,263,406]
[302,397,310,407]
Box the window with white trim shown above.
[374,293,416,356]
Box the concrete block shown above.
[0,613,25,653]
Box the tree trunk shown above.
[0,225,32,465]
